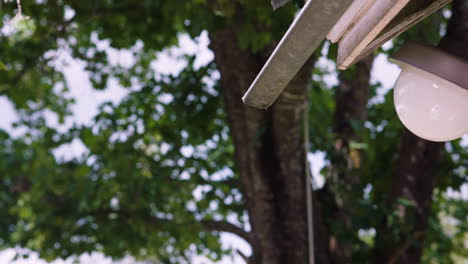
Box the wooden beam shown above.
[327,0,376,43]
[349,0,452,65]
[242,0,354,109]
[337,0,411,70]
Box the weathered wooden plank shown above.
[337,0,410,70]
[327,0,376,43]
[242,0,354,109]
[349,0,452,66]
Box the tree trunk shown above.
[210,25,316,264]
[438,0,468,61]
[327,55,375,264]
[374,132,444,264]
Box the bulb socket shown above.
[389,42,468,91]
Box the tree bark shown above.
[334,56,374,145]
[210,25,316,264]
[326,55,375,264]
[438,0,468,61]
[374,132,444,264]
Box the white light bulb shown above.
[394,64,468,142]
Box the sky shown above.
[0,22,466,264]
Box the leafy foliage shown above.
[0,1,466,264]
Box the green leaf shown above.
[0,61,7,71]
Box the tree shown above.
[0,0,466,263]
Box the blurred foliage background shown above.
[0,0,466,264]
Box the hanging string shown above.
[304,98,315,264]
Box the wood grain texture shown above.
[327,0,376,43]
[337,0,410,70]
[349,0,452,66]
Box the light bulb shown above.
[394,64,468,142]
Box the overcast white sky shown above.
[0,29,465,264]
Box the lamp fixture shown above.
[389,42,468,142]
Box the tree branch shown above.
[200,219,252,244]
[88,209,252,245]
[236,249,251,264]
[386,231,424,264]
